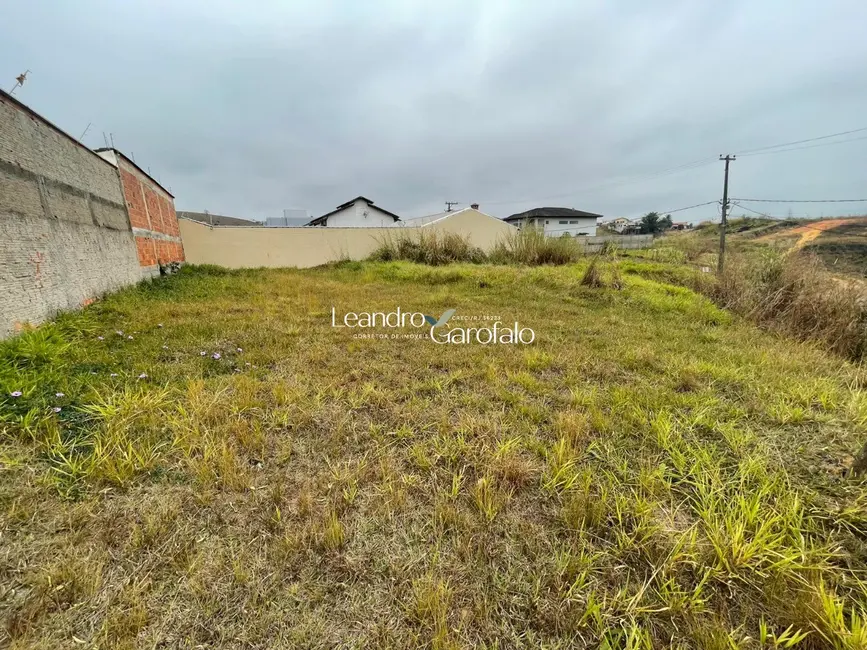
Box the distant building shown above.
[306,196,401,227]
[622,218,643,234]
[503,207,600,237]
[609,217,631,233]
[178,211,262,227]
[265,209,310,227]
[670,221,693,231]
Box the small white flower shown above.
[127,335,134,340]
[200,351,207,356]
[52,406,62,413]
[162,345,169,350]
[138,373,147,379]
[245,362,251,367]
[97,336,104,341]
[55,392,65,398]
[237,347,243,353]
[116,330,123,336]
[110,373,119,377]
[212,353,221,360]
[158,323,164,328]
[10,391,22,397]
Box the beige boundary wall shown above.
[179,209,655,270]
[179,207,518,269]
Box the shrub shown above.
[600,240,619,257]
[490,229,581,265]
[370,231,486,265]
[580,258,605,288]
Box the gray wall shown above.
[575,234,654,252]
[0,91,142,338]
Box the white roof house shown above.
[503,207,601,237]
[306,196,401,227]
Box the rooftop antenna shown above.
[9,70,30,95]
[109,133,116,148]
[78,122,92,142]
[102,132,109,148]
[445,201,460,212]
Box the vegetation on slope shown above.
[1,262,866,649]
[652,224,867,362]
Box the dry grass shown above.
[371,228,585,266]
[712,250,867,361]
[645,225,867,362]
[1,262,866,648]
[370,230,487,265]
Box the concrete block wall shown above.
[0,90,143,337]
[575,234,654,252]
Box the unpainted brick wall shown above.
[116,159,185,268]
[0,91,143,338]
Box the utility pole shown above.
[445,201,460,212]
[717,154,735,273]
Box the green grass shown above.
[1,262,866,648]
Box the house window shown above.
[546,220,550,224]
[559,220,568,224]
[569,220,578,224]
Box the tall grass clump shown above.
[490,229,581,265]
[369,230,486,265]
[712,249,867,361]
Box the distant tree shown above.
[639,212,673,234]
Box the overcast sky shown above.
[2,1,866,221]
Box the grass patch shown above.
[371,228,585,266]
[1,262,866,647]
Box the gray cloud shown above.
[2,0,866,221]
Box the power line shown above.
[735,126,867,156]
[488,127,867,209]
[730,203,867,232]
[539,200,720,235]
[479,157,718,208]
[736,134,867,158]
[732,197,867,203]
[663,200,720,214]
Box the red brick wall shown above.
[135,236,157,267]
[120,168,149,230]
[116,159,185,267]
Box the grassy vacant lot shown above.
[1,262,866,649]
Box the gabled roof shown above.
[504,207,603,222]
[306,196,401,226]
[402,206,518,229]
